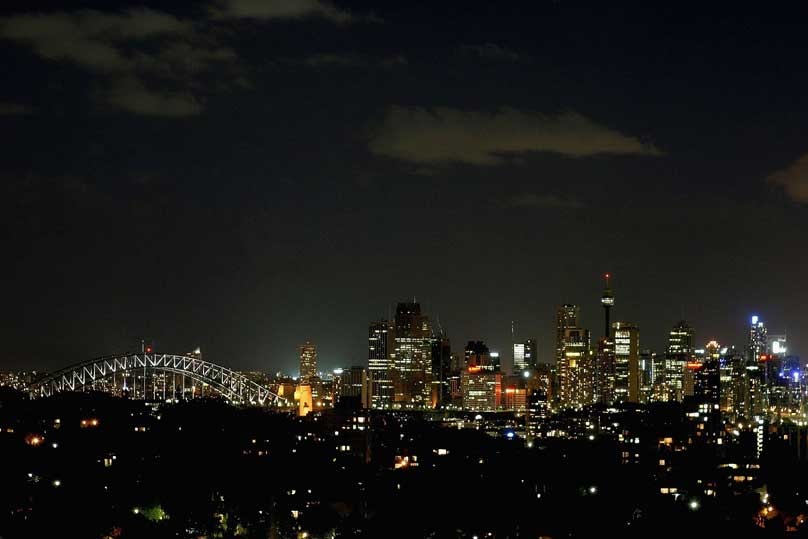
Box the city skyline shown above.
[1,1,807,375]
[0,286,795,375]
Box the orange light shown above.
[467,366,482,374]
[686,362,702,370]
[25,434,44,446]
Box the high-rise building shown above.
[748,315,768,361]
[334,366,369,409]
[465,340,491,368]
[431,332,451,408]
[558,326,592,408]
[612,322,640,403]
[391,301,432,408]
[299,342,317,384]
[555,305,579,366]
[513,342,527,372]
[461,365,502,411]
[526,388,549,442]
[513,338,538,373]
[639,349,656,403]
[368,320,393,409]
[665,321,694,401]
[595,337,615,404]
[600,273,614,338]
[746,315,769,416]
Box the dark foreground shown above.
[1,390,805,538]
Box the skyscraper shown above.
[368,320,393,409]
[748,315,768,361]
[612,322,640,403]
[465,340,491,368]
[334,366,369,409]
[513,342,527,372]
[600,273,614,338]
[513,338,538,373]
[298,341,317,384]
[431,331,451,408]
[555,305,579,367]
[665,321,694,401]
[559,327,592,408]
[391,301,432,408]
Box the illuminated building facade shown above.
[639,349,656,403]
[334,366,369,409]
[465,340,490,368]
[559,327,592,408]
[461,366,502,411]
[526,388,549,441]
[391,302,432,408]
[748,315,768,362]
[513,339,537,372]
[368,320,393,409]
[612,322,640,403]
[502,386,527,411]
[299,342,317,384]
[555,304,579,366]
[665,321,694,401]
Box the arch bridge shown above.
[28,353,283,406]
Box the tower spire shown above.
[600,273,615,338]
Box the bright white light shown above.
[52,479,61,487]
[689,500,699,510]
[589,486,597,494]
[523,370,530,378]
[751,315,759,325]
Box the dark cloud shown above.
[213,0,376,23]
[458,43,528,63]
[369,106,663,165]
[507,193,586,209]
[302,52,406,68]
[768,153,808,203]
[0,8,236,116]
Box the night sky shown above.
[2,1,808,374]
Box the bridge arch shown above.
[28,353,283,406]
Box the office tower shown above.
[368,320,393,409]
[431,331,451,408]
[695,343,720,406]
[392,301,432,408]
[639,349,656,403]
[461,365,502,411]
[513,342,527,372]
[691,355,721,442]
[665,321,694,401]
[513,338,538,373]
[334,366,369,409]
[746,316,769,415]
[465,340,491,368]
[524,339,537,369]
[299,342,317,384]
[595,337,615,404]
[555,305,579,366]
[612,322,640,403]
[748,315,768,361]
[600,273,614,338]
[526,389,549,442]
[559,327,592,408]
